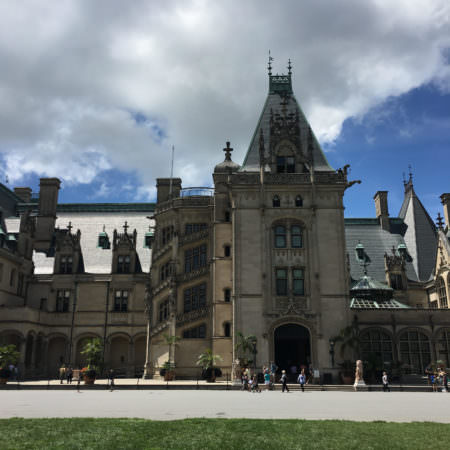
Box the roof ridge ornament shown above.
[287,58,292,76]
[223,141,233,161]
[268,50,273,76]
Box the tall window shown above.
[437,329,450,368]
[276,156,295,173]
[438,277,448,308]
[274,226,286,248]
[276,269,288,296]
[117,255,130,273]
[158,299,169,322]
[184,283,207,312]
[224,322,231,337]
[224,288,231,302]
[292,269,305,296]
[291,226,302,248]
[360,329,393,363]
[185,223,207,235]
[60,255,73,274]
[184,244,207,273]
[183,324,206,339]
[56,290,70,312]
[399,330,431,374]
[160,262,172,281]
[272,195,280,207]
[114,290,129,312]
[295,195,303,207]
[224,245,231,257]
[161,226,174,246]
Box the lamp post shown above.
[329,339,335,367]
[251,338,257,373]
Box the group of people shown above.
[240,362,311,393]
[426,367,448,393]
[58,365,77,384]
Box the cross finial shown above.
[268,50,273,76]
[287,58,292,75]
[67,221,73,233]
[408,164,413,183]
[223,141,233,161]
[436,212,444,230]
[123,221,129,233]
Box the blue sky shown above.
[0,1,448,221]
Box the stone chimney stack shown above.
[374,191,390,232]
[14,187,32,203]
[156,178,182,203]
[441,193,450,230]
[34,178,60,253]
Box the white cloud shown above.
[0,0,449,192]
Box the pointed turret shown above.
[240,61,333,173]
[398,173,437,281]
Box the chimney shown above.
[441,193,450,230]
[374,191,390,232]
[14,187,32,203]
[34,178,61,253]
[156,178,182,203]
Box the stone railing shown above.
[179,228,209,246]
[176,305,211,326]
[177,266,209,283]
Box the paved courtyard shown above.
[1,390,449,422]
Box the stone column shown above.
[143,321,153,378]
[127,339,135,377]
[18,338,26,379]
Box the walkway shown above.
[1,390,449,422]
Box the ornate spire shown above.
[287,58,292,76]
[436,212,444,230]
[268,50,273,76]
[123,221,129,234]
[223,141,233,161]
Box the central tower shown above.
[213,62,353,377]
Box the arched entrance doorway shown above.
[274,324,311,379]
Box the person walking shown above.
[66,366,73,384]
[281,369,289,393]
[297,369,306,392]
[264,369,271,391]
[108,369,115,391]
[59,365,66,384]
[382,371,390,392]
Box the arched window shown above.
[224,323,231,337]
[295,195,303,207]
[437,329,450,369]
[399,330,431,374]
[273,195,280,207]
[438,277,448,308]
[291,226,302,248]
[274,226,286,248]
[360,329,393,364]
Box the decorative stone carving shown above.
[176,305,211,326]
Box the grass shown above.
[0,418,449,449]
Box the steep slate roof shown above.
[345,218,418,283]
[398,179,437,281]
[5,210,155,274]
[240,74,334,172]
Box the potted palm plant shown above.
[197,349,223,382]
[80,338,103,384]
[160,333,180,381]
[235,332,257,368]
[0,345,20,384]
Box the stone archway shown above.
[274,323,311,380]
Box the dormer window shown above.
[277,156,295,173]
[60,255,73,274]
[117,255,130,273]
[98,228,110,249]
[295,195,303,207]
[273,195,280,207]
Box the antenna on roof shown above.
[169,145,175,198]
[268,50,273,76]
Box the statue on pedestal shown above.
[353,359,366,391]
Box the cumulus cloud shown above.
[0,0,449,192]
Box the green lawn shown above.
[0,418,449,449]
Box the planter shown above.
[84,376,96,385]
[164,370,175,381]
[341,374,353,385]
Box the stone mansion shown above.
[1,68,449,381]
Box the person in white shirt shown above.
[382,371,390,392]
